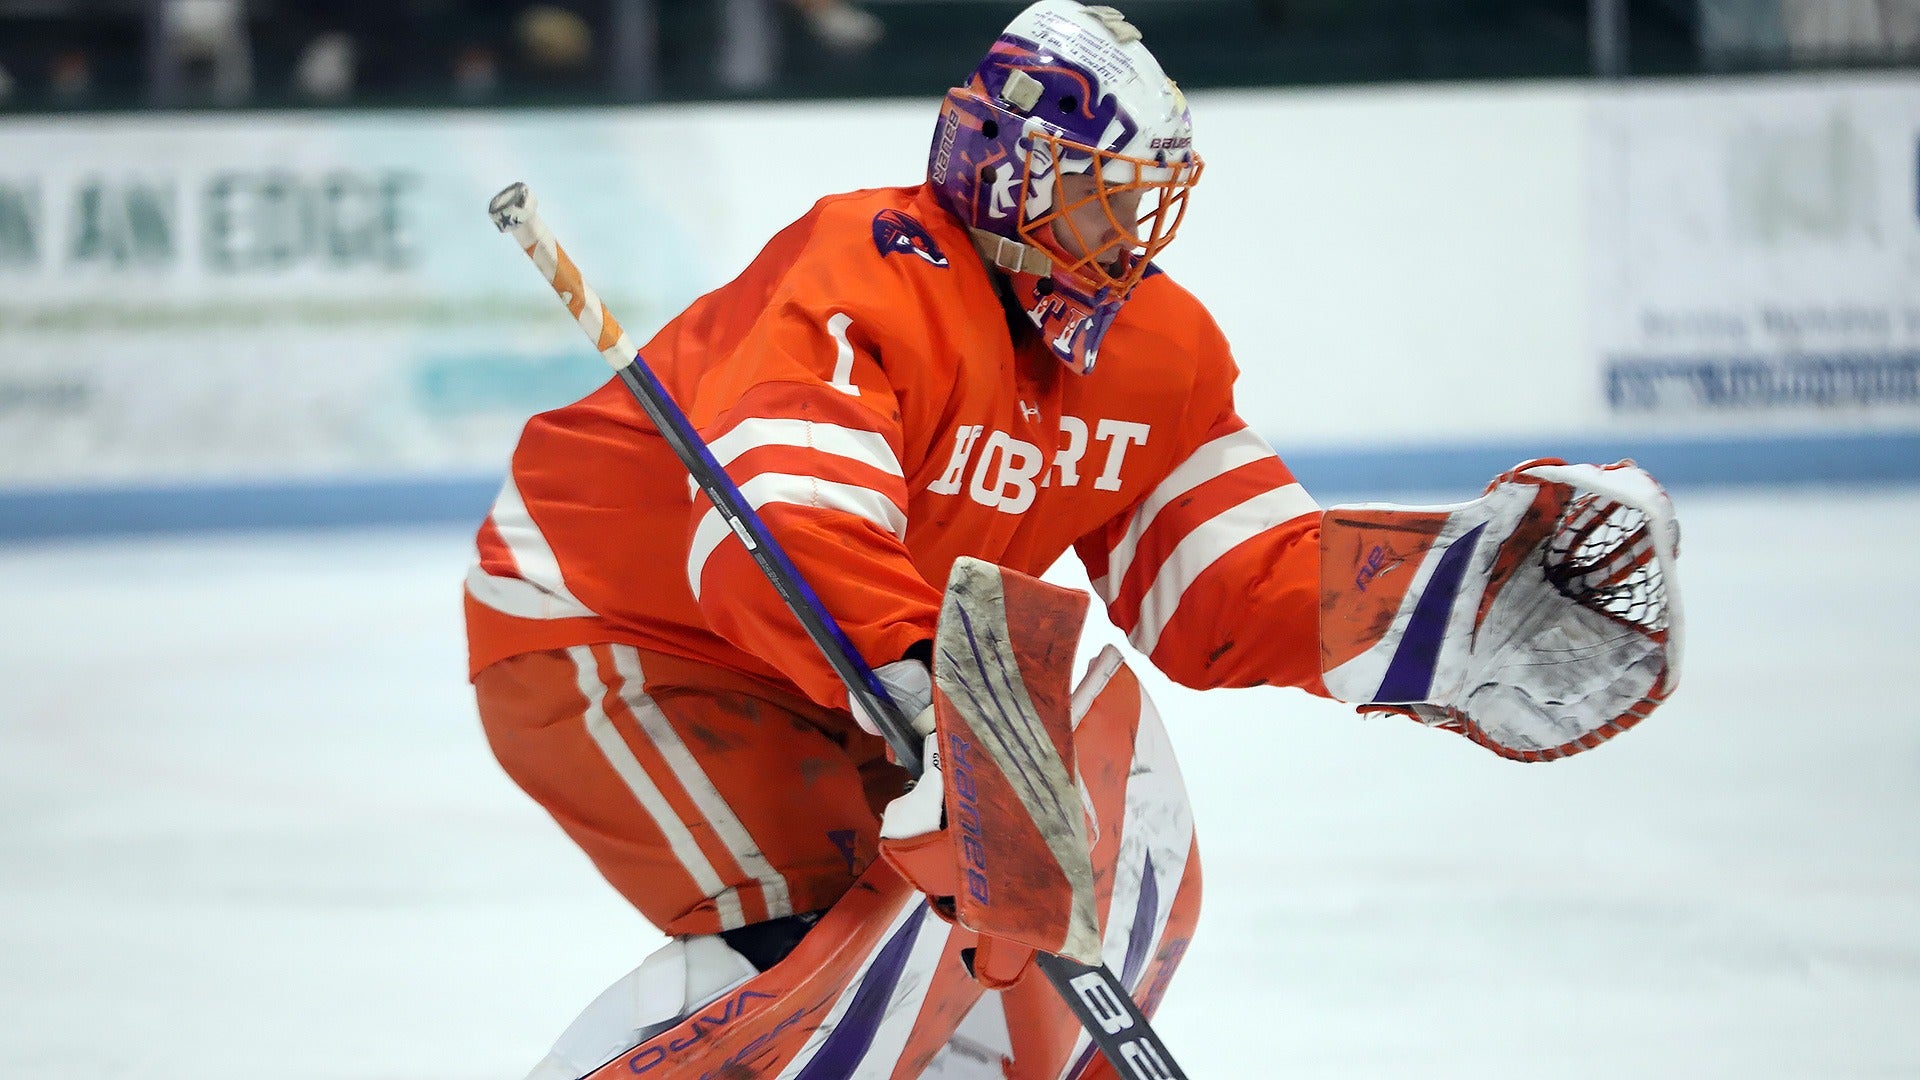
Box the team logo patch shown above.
[871,209,949,267]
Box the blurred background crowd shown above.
[0,0,1914,111]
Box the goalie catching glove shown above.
[1319,459,1683,762]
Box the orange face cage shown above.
[1016,128,1204,298]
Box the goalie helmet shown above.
[927,0,1202,374]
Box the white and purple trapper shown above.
[926,0,1200,375]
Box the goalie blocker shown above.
[1319,459,1683,761]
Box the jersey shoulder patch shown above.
[871,208,949,268]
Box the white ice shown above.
[3,487,1917,1079]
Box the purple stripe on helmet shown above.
[990,35,1134,152]
[1374,522,1488,703]
[791,902,929,1080]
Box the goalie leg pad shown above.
[569,859,996,1079]
[1005,646,1204,1080]
[522,934,758,1080]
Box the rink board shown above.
[1,74,1915,538]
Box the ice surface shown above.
[3,488,1917,1079]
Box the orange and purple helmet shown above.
[928,1,1202,373]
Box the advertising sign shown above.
[0,104,929,487]
[1591,76,1920,429]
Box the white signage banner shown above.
[4,75,1917,496]
[0,104,931,486]
[1590,75,1920,428]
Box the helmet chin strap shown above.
[968,228,1053,277]
[966,201,1117,376]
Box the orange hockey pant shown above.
[474,642,908,935]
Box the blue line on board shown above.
[1,431,1916,542]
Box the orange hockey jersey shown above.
[465,184,1327,710]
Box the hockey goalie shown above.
[463,2,1683,1076]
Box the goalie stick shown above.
[488,181,1188,1080]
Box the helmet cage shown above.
[1017,128,1202,301]
[925,1,1203,373]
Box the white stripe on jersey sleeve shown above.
[1090,570,1116,607]
[1128,482,1320,657]
[708,417,904,477]
[686,473,910,601]
[467,476,596,619]
[1103,427,1277,594]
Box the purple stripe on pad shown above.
[791,902,929,1080]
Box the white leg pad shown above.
[922,989,1014,1078]
[522,935,758,1080]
